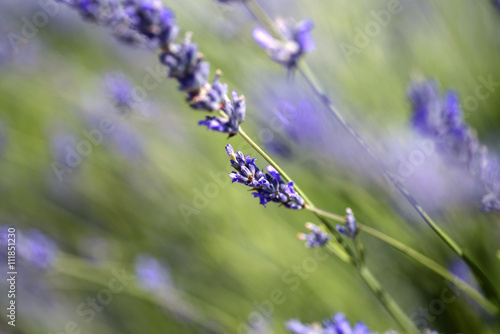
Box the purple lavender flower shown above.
[336,208,358,239]
[108,123,144,159]
[286,313,436,334]
[199,90,246,136]
[286,313,370,334]
[57,0,245,135]
[19,229,58,269]
[253,18,315,69]
[104,72,135,111]
[135,254,172,292]
[408,79,500,213]
[297,223,331,248]
[493,0,500,11]
[226,144,304,209]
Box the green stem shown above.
[359,266,420,334]
[239,126,354,260]
[238,127,315,207]
[359,224,499,314]
[306,206,499,315]
[243,0,500,310]
[235,128,416,330]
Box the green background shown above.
[0,0,499,333]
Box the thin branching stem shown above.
[306,206,499,315]
[236,128,419,332]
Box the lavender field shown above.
[0,1,500,333]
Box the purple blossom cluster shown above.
[286,313,373,334]
[253,18,315,69]
[104,72,136,111]
[56,0,245,135]
[287,313,438,334]
[135,254,172,292]
[226,144,305,209]
[19,229,58,269]
[297,223,331,247]
[408,79,500,213]
[336,208,358,239]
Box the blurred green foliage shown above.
[0,0,500,333]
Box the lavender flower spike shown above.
[336,207,358,239]
[408,78,500,213]
[286,313,439,334]
[253,18,315,69]
[286,313,371,334]
[19,229,58,269]
[198,87,246,136]
[226,144,304,209]
[58,0,245,136]
[135,254,172,292]
[297,223,331,248]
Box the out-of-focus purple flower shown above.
[57,0,245,135]
[104,72,135,111]
[286,313,435,334]
[108,123,144,159]
[253,18,315,69]
[336,208,358,239]
[57,0,179,47]
[135,254,172,292]
[19,229,58,269]
[493,0,500,12]
[298,223,331,248]
[408,79,500,214]
[276,99,326,148]
[160,33,209,92]
[286,313,371,334]
[226,144,305,209]
[50,132,81,182]
[189,71,228,111]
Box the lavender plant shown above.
[408,79,500,213]
[237,0,500,315]
[34,0,500,333]
[286,313,401,334]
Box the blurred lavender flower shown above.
[336,208,358,239]
[104,72,135,111]
[408,79,500,213]
[253,18,315,69]
[297,223,331,248]
[135,254,172,292]
[226,144,304,209]
[19,229,58,269]
[286,313,371,334]
[108,122,144,159]
[50,132,80,179]
[493,0,500,11]
[287,313,435,334]
[57,0,246,135]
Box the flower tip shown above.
[305,222,315,230]
[225,144,236,160]
[252,27,275,49]
[336,225,346,234]
[297,233,306,240]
